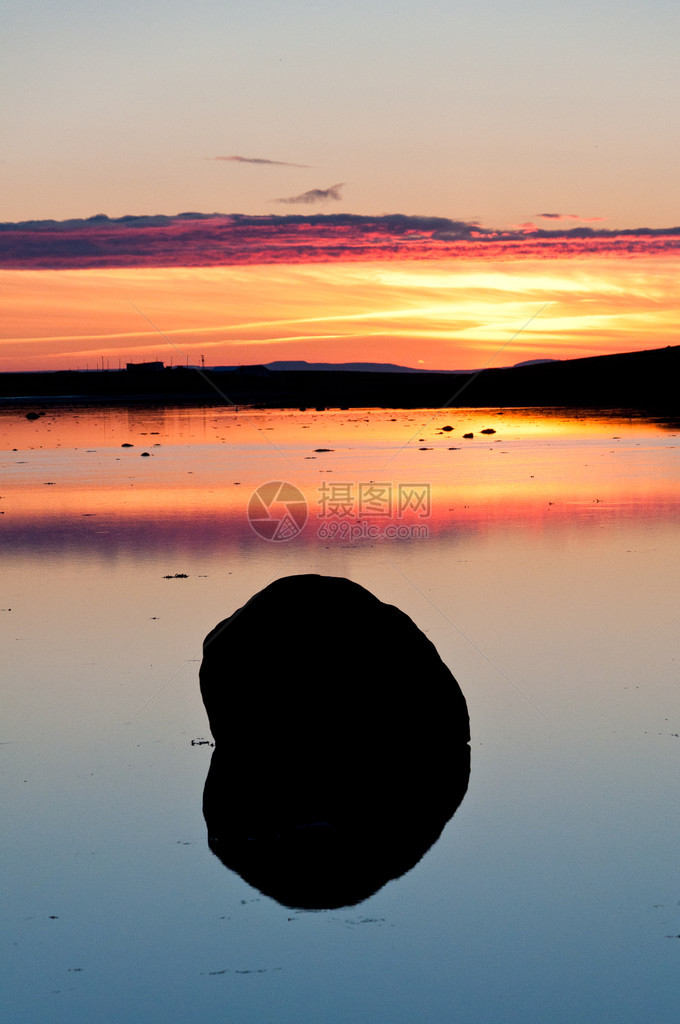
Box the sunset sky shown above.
[2,1,679,372]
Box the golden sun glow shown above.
[2,255,679,372]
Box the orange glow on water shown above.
[2,407,677,551]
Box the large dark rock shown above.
[199,574,470,908]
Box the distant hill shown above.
[212,360,463,373]
[512,358,558,368]
[0,345,677,412]
[211,358,557,373]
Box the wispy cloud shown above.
[538,212,607,222]
[210,155,310,167]
[274,183,344,204]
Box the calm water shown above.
[1,404,679,1024]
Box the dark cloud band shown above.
[2,212,680,269]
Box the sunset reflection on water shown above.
[2,402,679,1024]
[2,405,678,546]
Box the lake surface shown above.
[2,403,679,1023]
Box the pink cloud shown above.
[2,212,680,269]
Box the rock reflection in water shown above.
[199,574,471,909]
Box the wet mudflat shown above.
[1,404,679,1023]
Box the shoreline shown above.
[0,344,678,413]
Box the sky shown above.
[2,0,680,371]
